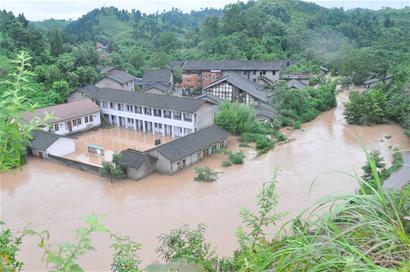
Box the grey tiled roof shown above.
[119,149,152,169]
[154,126,230,162]
[196,93,223,104]
[183,60,284,71]
[100,66,116,74]
[287,79,308,90]
[78,86,211,113]
[141,83,173,94]
[205,73,268,102]
[104,69,136,84]
[142,69,172,84]
[29,130,61,150]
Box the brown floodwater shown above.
[1,90,410,271]
[65,127,174,165]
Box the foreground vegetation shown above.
[2,152,409,271]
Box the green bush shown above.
[194,167,217,182]
[229,151,245,164]
[293,120,302,129]
[255,137,274,154]
[222,160,232,167]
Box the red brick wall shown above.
[182,73,200,89]
[201,71,222,88]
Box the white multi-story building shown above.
[21,98,101,135]
[77,86,218,137]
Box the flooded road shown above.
[1,91,410,271]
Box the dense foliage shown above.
[101,153,127,181]
[272,81,337,127]
[193,166,218,182]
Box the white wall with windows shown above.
[44,112,101,135]
[100,100,214,137]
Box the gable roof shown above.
[29,130,61,150]
[287,79,308,90]
[205,73,268,102]
[78,86,215,113]
[103,69,136,84]
[182,60,284,71]
[153,126,230,162]
[119,149,155,169]
[140,83,173,94]
[142,69,172,83]
[99,66,116,74]
[196,93,223,104]
[21,98,100,125]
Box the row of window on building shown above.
[100,101,194,121]
[49,114,94,131]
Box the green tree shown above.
[101,153,127,181]
[0,51,46,171]
[49,28,63,56]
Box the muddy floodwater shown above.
[1,91,410,271]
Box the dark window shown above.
[54,124,59,131]
[85,116,89,123]
[89,115,93,122]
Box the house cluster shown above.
[25,58,305,180]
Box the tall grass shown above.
[265,151,410,271]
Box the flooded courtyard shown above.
[1,91,410,271]
[64,127,173,165]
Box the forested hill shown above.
[1,0,410,104]
[21,1,410,81]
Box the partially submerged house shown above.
[147,125,230,174]
[21,98,101,135]
[203,73,269,105]
[142,69,173,86]
[96,67,136,91]
[77,85,218,137]
[119,149,157,180]
[181,60,287,89]
[28,130,75,159]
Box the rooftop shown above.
[152,126,230,162]
[142,69,172,84]
[79,86,215,113]
[29,130,62,150]
[287,79,309,90]
[103,68,136,84]
[119,149,155,169]
[140,83,173,94]
[182,60,285,71]
[205,73,268,102]
[21,98,100,124]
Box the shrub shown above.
[229,151,245,164]
[222,160,232,167]
[255,137,274,154]
[293,120,302,129]
[194,167,217,182]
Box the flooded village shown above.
[2,60,410,270]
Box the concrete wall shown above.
[47,137,75,157]
[126,159,156,180]
[48,154,102,175]
[195,103,218,130]
[95,78,134,91]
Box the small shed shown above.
[119,149,157,180]
[28,130,75,159]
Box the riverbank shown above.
[1,91,410,270]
